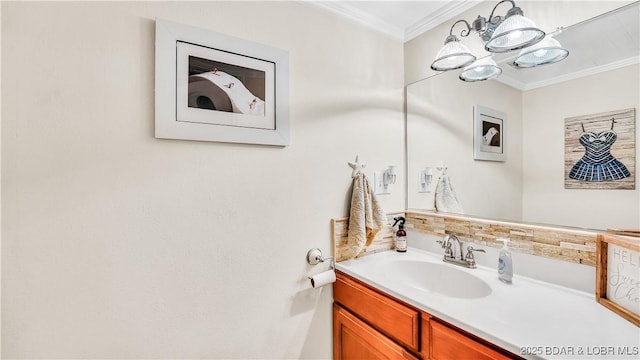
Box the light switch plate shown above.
[418,171,432,193]
[374,172,390,195]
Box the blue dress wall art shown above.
[565,108,635,190]
[568,120,630,181]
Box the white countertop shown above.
[335,247,640,360]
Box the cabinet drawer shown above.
[334,272,420,351]
[430,320,513,360]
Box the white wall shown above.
[522,65,640,229]
[1,1,405,358]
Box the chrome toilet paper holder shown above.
[306,248,335,270]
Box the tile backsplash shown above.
[332,211,599,266]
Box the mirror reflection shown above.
[406,1,639,230]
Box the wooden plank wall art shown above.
[565,108,635,189]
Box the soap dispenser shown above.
[393,216,407,253]
[497,238,513,284]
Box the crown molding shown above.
[405,1,481,42]
[306,1,404,40]
[497,56,640,91]
[305,1,481,43]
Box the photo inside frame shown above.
[480,116,502,154]
[188,56,266,117]
[176,41,276,130]
[473,105,506,162]
[482,120,501,147]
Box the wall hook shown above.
[348,155,366,178]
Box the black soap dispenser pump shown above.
[393,216,407,253]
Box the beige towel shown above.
[347,173,387,259]
[435,174,464,214]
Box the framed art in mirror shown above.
[155,19,289,146]
[474,105,505,161]
[565,108,635,190]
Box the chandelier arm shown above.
[488,0,516,23]
[448,19,473,38]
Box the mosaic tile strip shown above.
[403,212,446,235]
[332,212,404,262]
[333,211,599,265]
[404,211,598,266]
[468,221,535,254]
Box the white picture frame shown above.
[155,19,289,146]
[474,105,506,162]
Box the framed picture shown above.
[564,108,635,190]
[596,232,640,326]
[474,105,506,161]
[155,19,289,146]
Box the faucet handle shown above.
[465,246,485,262]
[437,235,451,248]
[437,238,454,257]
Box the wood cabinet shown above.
[333,270,420,351]
[430,320,512,360]
[334,304,419,360]
[333,271,520,360]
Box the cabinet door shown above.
[430,320,513,360]
[334,304,419,360]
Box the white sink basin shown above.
[383,259,492,299]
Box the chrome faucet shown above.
[437,234,462,260]
[436,234,485,268]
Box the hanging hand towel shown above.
[435,174,464,214]
[347,173,387,259]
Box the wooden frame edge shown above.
[595,233,640,327]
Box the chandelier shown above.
[431,0,569,82]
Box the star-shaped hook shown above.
[348,155,366,178]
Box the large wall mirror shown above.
[406,1,639,230]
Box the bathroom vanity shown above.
[333,248,640,360]
[334,271,516,359]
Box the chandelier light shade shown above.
[484,12,545,52]
[430,0,566,82]
[512,36,569,67]
[459,57,503,82]
[431,35,477,71]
